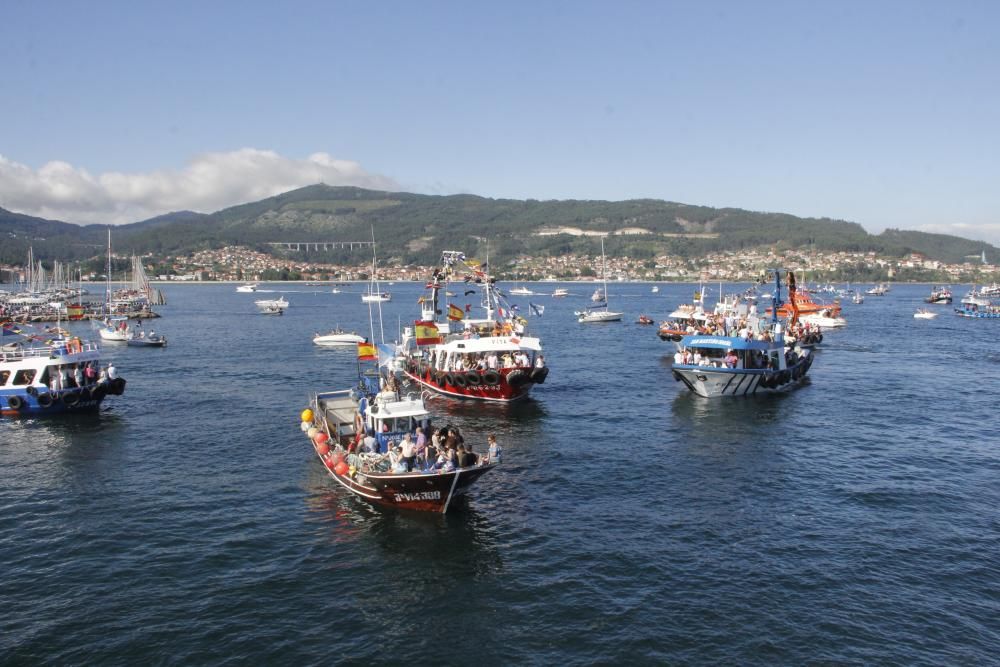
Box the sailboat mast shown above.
[601,237,609,310]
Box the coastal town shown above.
[5,244,989,286]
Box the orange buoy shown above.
[314,432,329,445]
[316,442,330,456]
[334,461,349,476]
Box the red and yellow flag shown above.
[356,341,377,361]
[447,304,464,321]
[414,320,442,345]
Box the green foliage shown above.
[2,187,997,270]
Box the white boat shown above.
[578,240,622,323]
[651,285,659,293]
[866,283,889,296]
[510,286,534,296]
[330,288,342,294]
[852,293,864,304]
[591,288,604,302]
[798,309,848,328]
[96,316,131,342]
[127,330,167,347]
[978,283,1000,296]
[362,227,391,303]
[255,296,288,315]
[551,288,568,297]
[236,283,258,293]
[913,309,938,320]
[313,329,366,347]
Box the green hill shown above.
[1,186,996,268]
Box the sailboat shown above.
[578,239,622,323]
[361,228,391,303]
[95,229,131,342]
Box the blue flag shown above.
[529,303,545,317]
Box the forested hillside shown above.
[1,186,995,267]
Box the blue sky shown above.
[1,1,998,244]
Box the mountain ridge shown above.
[0,185,995,267]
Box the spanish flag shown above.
[448,303,464,321]
[414,320,442,345]
[357,341,377,361]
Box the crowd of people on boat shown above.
[418,349,543,373]
[0,360,117,390]
[345,424,501,475]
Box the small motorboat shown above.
[551,288,568,297]
[236,283,258,293]
[127,330,167,347]
[651,286,659,293]
[914,309,938,320]
[636,315,655,325]
[313,329,366,347]
[255,296,288,314]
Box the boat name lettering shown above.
[394,491,442,502]
[690,338,732,346]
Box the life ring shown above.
[465,371,481,386]
[483,369,501,385]
[530,367,549,384]
[453,373,468,388]
[443,372,454,386]
[6,395,24,410]
[37,393,53,408]
[63,391,81,407]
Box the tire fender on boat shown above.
[453,373,468,388]
[465,371,481,386]
[6,395,24,410]
[483,369,501,385]
[36,393,53,408]
[530,367,549,384]
[507,369,526,387]
[63,391,81,407]
[443,372,454,386]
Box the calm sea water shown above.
[2,282,998,664]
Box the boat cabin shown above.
[676,335,791,371]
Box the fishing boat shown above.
[255,296,288,315]
[578,239,622,323]
[397,251,548,403]
[313,329,366,347]
[301,364,498,513]
[671,270,814,398]
[924,287,952,304]
[1,327,126,417]
[236,283,258,293]
[913,309,938,320]
[954,298,1000,318]
[361,228,391,303]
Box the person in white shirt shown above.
[107,363,118,380]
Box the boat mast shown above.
[601,237,609,312]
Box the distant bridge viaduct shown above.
[268,241,375,251]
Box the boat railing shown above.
[1,340,100,361]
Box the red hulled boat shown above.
[396,251,548,403]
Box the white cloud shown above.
[0,149,399,225]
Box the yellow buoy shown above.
[300,408,314,423]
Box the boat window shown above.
[0,370,9,386]
[12,369,36,386]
